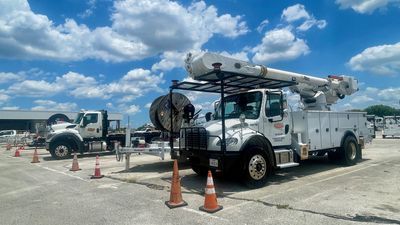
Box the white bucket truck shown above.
[166,52,371,188]
[382,116,400,138]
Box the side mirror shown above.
[82,117,88,127]
[205,112,212,122]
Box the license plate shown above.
[209,158,218,168]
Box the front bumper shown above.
[180,149,241,171]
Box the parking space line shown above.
[33,163,90,183]
[181,207,229,222]
[223,160,392,211]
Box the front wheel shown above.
[242,148,272,189]
[50,141,72,160]
[341,136,360,166]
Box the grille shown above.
[181,127,208,151]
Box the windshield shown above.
[74,113,84,124]
[215,91,262,120]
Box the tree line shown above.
[348,104,400,117]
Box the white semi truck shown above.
[165,52,371,188]
[46,110,126,159]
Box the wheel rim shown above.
[248,154,267,180]
[55,145,69,157]
[347,142,357,160]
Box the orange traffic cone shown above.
[14,148,20,157]
[6,143,11,151]
[31,148,40,163]
[70,153,81,171]
[90,155,104,179]
[199,170,223,213]
[165,160,187,208]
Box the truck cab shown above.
[46,110,111,159]
[209,89,290,148]
[76,111,105,139]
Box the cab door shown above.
[263,91,291,147]
[80,113,102,138]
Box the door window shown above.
[84,113,98,124]
[265,92,282,118]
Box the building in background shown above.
[0,110,123,135]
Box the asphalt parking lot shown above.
[1,136,399,225]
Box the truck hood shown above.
[203,119,259,136]
[46,127,80,141]
[50,122,76,131]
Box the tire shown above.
[50,141,72,160]
[242,147,272,189]
[341,136,360,166]
[191,165,208,176]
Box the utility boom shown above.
[185,52,358,110]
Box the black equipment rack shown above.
[168,68,297,161]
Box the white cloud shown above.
[0,0,248,62]
[7,80,64,97]
[297,19,327,32]
[256,19,269,33]
[78,0,96,19]
[252,28,310,64]
[70,86,110,99]
[117,95,137,103]
[1,106,20,110]
[145,102,152,108]
[219,51,249,62]
[124,104,141,115]
[336,0,400,14]
[348,42,400,75]
[0,72,21,83]
[106,68,164,98]
[0,93,10,102]
[350,95,374,103]
[3,68,165,101]
[336,86,400,110]
[377,87,400,101]
[250,5,325,64]
[282,4,311,22]
[6,71,96,97]
[151,51,186,72]
[281,4,327,32]
[31,100,78,111]
[56,71,97,87]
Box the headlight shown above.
[216,138,238,146]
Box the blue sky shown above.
[0,0,399,127]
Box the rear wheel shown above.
[242,148,272,189]
[50,141,72,160]
[341,136,360,166]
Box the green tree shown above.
[364,105,400,117]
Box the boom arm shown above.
[185,52,358,110]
